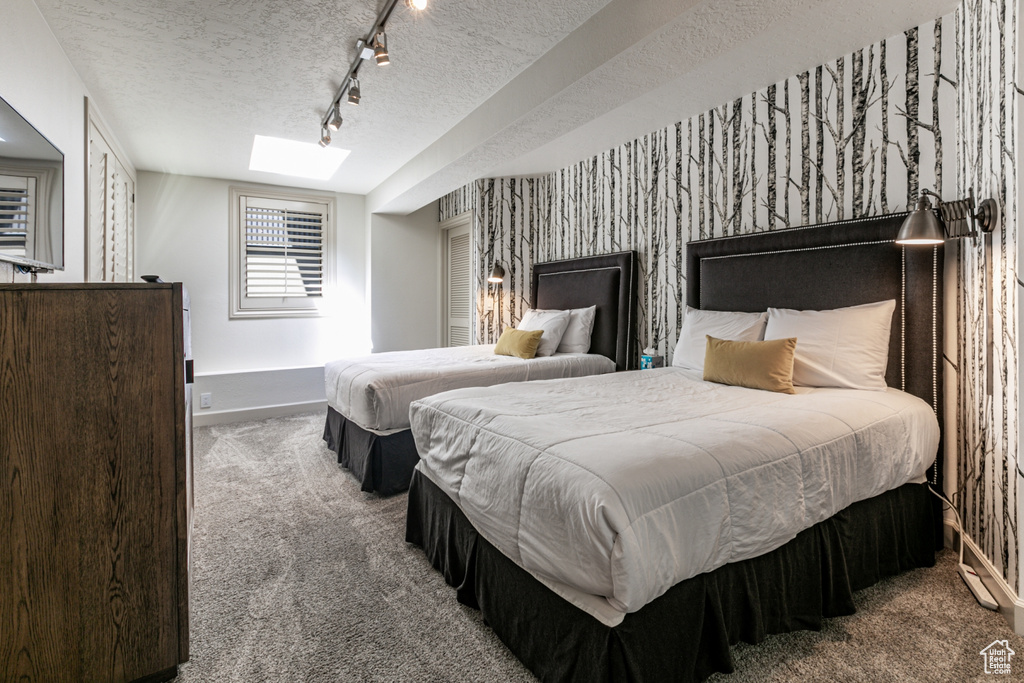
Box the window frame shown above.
[229,186,336,319]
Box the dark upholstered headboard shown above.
[532,251,638,371]
[686,214,942,484]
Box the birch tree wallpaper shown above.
[440,3,1020,593]
[954,0,1019,594]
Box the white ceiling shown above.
[34,0,956,214]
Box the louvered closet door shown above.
[445,223,472,346]
[88,119,135,282]
[87,129,108,280]
[106,159,134,282]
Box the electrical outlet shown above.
[200,392,212,409]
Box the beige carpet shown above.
[173,412,1024,682]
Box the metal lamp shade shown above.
[373,32,390,66]
[896,195,945,245]
[327,105,343,131]
[487,264,505,283]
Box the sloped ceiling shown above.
[33,0,955,213]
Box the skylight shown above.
[249,135,349,180]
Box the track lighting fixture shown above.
[373,31,390,66]
[327,104,343,132]
[319,0,428,143]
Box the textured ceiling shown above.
[33,0,956,213]
[33,0,614,193]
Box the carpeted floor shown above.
[174,412,1024,682]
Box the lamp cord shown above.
[929,485,964,566]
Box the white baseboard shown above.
[945,519,1024,634]
[191,366,325,425]
[193,399,327,427]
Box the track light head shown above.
[406,0,428,9]
[327,104,343,131]
[347,78,361,105]
[373,31,390,66]
[319,127,331,147]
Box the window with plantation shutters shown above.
[229,188,334,318]
[0,174,34,260]
[243,197,324,298]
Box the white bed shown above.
[322,250,640,495]
[410,367,940,626]
[405,215,945,681]
[325,344,615,432]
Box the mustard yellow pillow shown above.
[702,335,797,394]
[495,328,544,359]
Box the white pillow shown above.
[763,299,896,391]
[517,309,571,357]
[671,306,768,372]
[556,306,597,354]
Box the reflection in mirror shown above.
[0,94,64,271]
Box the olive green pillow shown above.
[495,328,544,359]
[702,335,797,394]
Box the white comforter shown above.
[410,367,939,623]
[324,345,615,432]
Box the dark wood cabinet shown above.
[0,283,192,682]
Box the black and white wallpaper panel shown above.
[440,5,1020,592]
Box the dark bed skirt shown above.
[322,407,420,495]
[405,470,938,683]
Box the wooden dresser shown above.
[0,283,193,682]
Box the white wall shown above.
[136,172,369,371]
[0,0,103,284]
[370,203,441,352]
[136,172,370,421]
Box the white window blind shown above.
[243,197,325,298]
[0,174,34,257]
[230,189,333,318]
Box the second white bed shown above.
[325,344,615,432]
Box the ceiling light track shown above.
[318,0,427,144]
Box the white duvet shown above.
[324,345,615,432]
[410,367,939,624]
